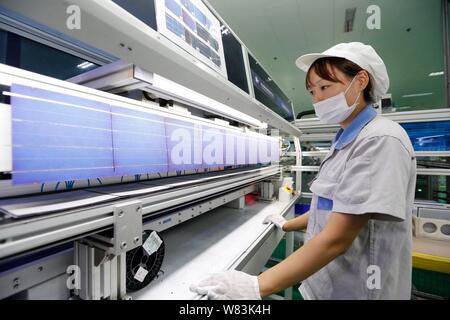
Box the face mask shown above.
[312,76,361,125]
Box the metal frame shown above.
[0,247,73,299]
[0,183,260,300]
[416,168,450,176]
[0,166,279,260]
[143,184,256,232]
[443,0,450,109]
[74,241,129,300]
[299,133,336,142]
[242,46,256,98]
[416,151,450,157]
[227,194,298,273]
[131,194,298,300]
[227,194,297,300]
[295,108,450,132]
[293,137,302,193]
[291,166,320,172]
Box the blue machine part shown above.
[400,121,450,151]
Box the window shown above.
[294,0,448,113]
[112,0,157,30]
[0,29,98,80]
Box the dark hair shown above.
[305,57,374,103]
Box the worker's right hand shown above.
[263,213,287,230]
[189,270,261,300]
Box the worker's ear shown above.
[357,70,370,91]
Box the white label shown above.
[142,231,163,256]
[134,267,148,283]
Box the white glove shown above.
[189,270,261,300]
[263,213,287,230]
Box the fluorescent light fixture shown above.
[428,71,444,77]
[77,62,95,69]
[402,93,433,98]
[152,74,267,128]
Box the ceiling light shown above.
[77,62,95,69]
[401,93,433,98]
[428,71,444,77]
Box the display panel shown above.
[155,0,227,76]
[400,121,450,151]
[221,24,249,94]
[249,54,294,122]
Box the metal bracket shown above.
[73,200,143,300]
[113,201,143,255]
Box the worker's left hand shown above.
[189,270,261,300]
[263,213,287,230]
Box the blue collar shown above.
[333,106,377,150]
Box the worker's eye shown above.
[308,90,314,96]
[320,85,330,91]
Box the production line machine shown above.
[0,0,305,300]
[0,62,301,300]
[2,0,448,301]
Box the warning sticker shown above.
[142,231,162,256]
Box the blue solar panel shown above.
[258,137,273,164]
[247,136,258,165]
[10,83,279,185]
[111,106,168,176]
[165,117,204,171]
[235,133,248,165]
[202,125,225,166]
[11,84,114,184]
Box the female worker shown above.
[190,42,417,300]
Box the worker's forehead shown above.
[307,72,333,87]
[307,65,347,87]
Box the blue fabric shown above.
[317,196,333,210]
[295,203,311,215]
[333,106,377,150]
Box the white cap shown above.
[295,42,389,101]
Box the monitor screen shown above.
[221,24,249,94]
[155,0,227,76]
[248,54,294,122]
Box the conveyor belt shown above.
[0,166,277,218]
[0,166,279,260]
[131,195,298,300]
